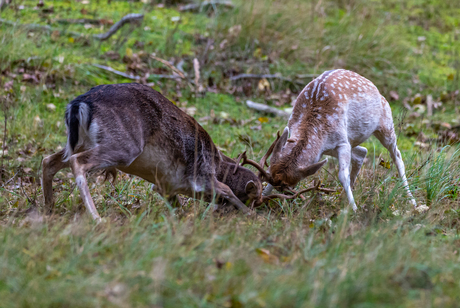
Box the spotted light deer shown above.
[42,83,306,221]
[240,69,417,211]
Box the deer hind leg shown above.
[374,130,417,207]
[210,180,251,214]
[42,149,70,212]
[68,149,106,222]
[350,146,368,189]
[336,143,357,211]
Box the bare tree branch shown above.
[93,13,143,41]
[245,100,291,119]
[230,73,305,85]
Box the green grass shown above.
[1,0,460,306]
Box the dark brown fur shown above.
[42,83,262,220]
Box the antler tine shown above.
[262,180,323,204]
[233,151,246,174]
[259,131,281,168]
[261,186,317,203]
[238,151,272,182]
[286,188,306,201]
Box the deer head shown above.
[234,138,327,201]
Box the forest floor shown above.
[1,0,460,307]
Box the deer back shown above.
[269,69,389,186]
[64,83,262,203]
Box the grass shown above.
[1,0,460,306]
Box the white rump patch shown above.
[63,103,98,162]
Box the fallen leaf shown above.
[46,103,56,111]
[33,115,43,128]
[68,37,75,43]
[258,117,269,123]
[125,47,133,59]
[180,107,196,116]
[228,25,242,38]
[412,94,422,105]
[255,248,279,264]
[389,91,399,101]
[258,78,270,91]
[379,159,391,169]
[415,205,429,213]
[4,80,13,91]
[440,122,452,129]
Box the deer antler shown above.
[234,131,280,177]
[258,180,336,206]
[259,131,280,168]
[261,180,321,203]
[234,151,273,182]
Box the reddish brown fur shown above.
[265,69,416,210]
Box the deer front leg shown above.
[337,144,357,211]
[212,180,251,214]
[42,149,69,213]
[350,146,368,189]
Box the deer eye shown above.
[286,138,296,143]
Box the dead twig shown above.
[91,64,181,81]
[55,18,107,25]
[150,55,186,79]
[246,100,291,118]
[93,13,143,41]
[0,13,143,41]
[193,58,204,94]
[1,171,18,188]
[179,0,234,12]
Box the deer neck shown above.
[287,109,326,168]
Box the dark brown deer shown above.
[238,69,417,211]
[42,83,305,221]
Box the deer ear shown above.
[298,158,328,178]
[245,180,258,196]
[272,127,289,159]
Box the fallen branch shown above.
[92,64,181,81]
[179,0,234,12]
[93,13,143,41]
[296,73,318,79]
[246,100,291,118]
[230,73,305,85]
[0,13,143,41]
[55,18,107,25]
